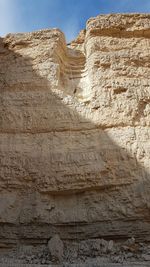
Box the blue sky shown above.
[0,0,150,41]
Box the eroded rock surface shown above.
[0,13,150,263]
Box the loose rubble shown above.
[0,238,149,265]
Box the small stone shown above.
[142,254,150,261]
[126,252,133,258]
[107,240,114,252]
[112,254,124,263]
[126,237,135,246]
[41,258,46,264]
[100,239,108,253]
[38,252,42,258]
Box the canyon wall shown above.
[0,14,150,248]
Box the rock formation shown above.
[48,234,64,262]
[0,13,150,263]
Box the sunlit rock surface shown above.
[0,14,150,250]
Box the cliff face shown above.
[0,14,150,247]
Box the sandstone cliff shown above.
[0,14,150,253]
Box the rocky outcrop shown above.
[0,14,150,254]
[48,234,64,262]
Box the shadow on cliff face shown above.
[0,34,150,246]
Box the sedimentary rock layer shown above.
[0,14,150,246]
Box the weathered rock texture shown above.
[0,13,150,249]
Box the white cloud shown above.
[0,0,18,36]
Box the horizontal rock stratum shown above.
[0,13,150,252]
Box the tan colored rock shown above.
[0,14,149,247]
[48,234,64,262]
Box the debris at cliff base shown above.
[0,239,150,265]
